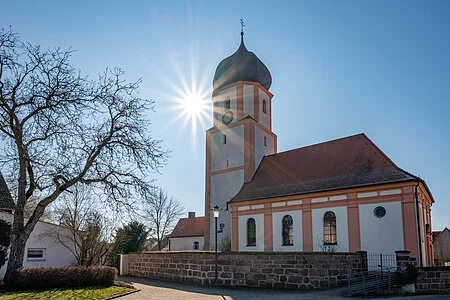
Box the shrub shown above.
[0,219,11,268]
[398,264,419,285]
[10,266,116,290]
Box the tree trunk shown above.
[3,227,30,284]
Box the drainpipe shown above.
[414,181,423,267]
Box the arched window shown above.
[323,211,337,245]
[264,136,267,146]
[247,218,256,246]
[262,100,267,114]
[282,215,293,246]
[225,97,231,110]
[223,134,227,144]
[193,241,199,250]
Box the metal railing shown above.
[347,267,402,296]
[367,253,397,271]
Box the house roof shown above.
[0,172,15,211]
[169,217,205,238]
[432,227,450,242]
[231,133,425,203]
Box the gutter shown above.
[414,181,423,267]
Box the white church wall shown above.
[258,89,271,129]
[0,212,76,280]
[419,203,426,266]
[312,206,349,252]
[210,125,244,172]
[272,210,303,252]
[254,126,275,170]
[238,214,264,252]
[359,201,404,255]
[210,170,244,248]
[214,86,237,128]
[169,236,204,251]
[243,84,254,118]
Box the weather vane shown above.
[240,18,245,33]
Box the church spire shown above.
[240,18,245,45]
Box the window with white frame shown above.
[282,215,294,246]
[323,211,337,245]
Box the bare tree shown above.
[0,28,167,284]
[45,184,112,266]
[144,188,183,251]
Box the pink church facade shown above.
[204,31,434,267]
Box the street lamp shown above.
[211,205,221,286]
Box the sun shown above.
[162,75,211,149]
[182,93,208,119]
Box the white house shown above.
[168,212,205,251]
[0,172,76,279]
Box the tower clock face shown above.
[222,110,234,125]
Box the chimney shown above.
[188,211,196,218]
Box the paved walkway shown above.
[118,276,449,300]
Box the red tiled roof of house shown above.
[231,133,425,202]
[169,217,205,238]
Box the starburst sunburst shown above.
[162,63,212,149]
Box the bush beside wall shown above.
[10,266,116,290]
[128,251,364,290]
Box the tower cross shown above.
[240,18,245,33]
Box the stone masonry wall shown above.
[415,267,450,294]
[128,251,364,289]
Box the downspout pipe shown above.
[414,181,423,267]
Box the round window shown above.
[373,206,386,218]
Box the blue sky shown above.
[2,1,449,230]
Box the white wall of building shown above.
[312,206,349,252]
[210,169,244,249]
[258,89,271,129]
[0,212,76,280]
[359,201,404,255]
[215,86,237,127]
[238,214,264,252]
[272,210,302,252]
[210,125,244,172]
[169,236,204,251]
[254,126,275,170]
[243,84,254,119]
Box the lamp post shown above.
[212,205,220,286]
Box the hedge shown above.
[10,266,116,290]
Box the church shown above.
[203,30,434,267]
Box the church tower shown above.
[204,30,277,249]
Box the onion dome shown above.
[213,32,272,91]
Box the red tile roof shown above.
[231,134,423,202]
[169,217,205,238]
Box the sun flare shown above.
[163,73,212,150]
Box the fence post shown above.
[356,251,368,272]
[120,254,129,276]
[395,250,411,271]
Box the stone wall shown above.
[415,266,450,294]
[127,251,365,289]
